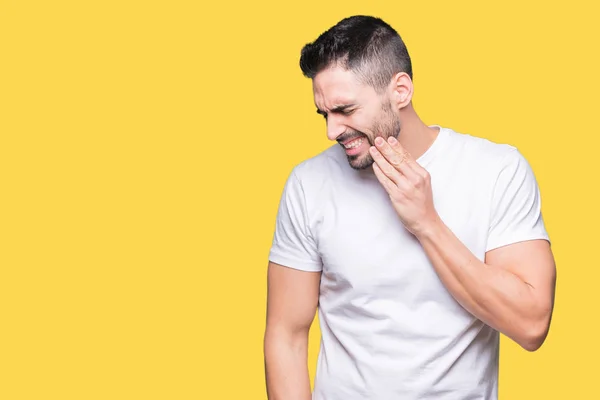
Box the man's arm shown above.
[369,135,557,351]
[264,261,321,400]
[417,226,556,351]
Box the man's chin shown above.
[348,154,375,170]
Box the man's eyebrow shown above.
[316,104,356,115]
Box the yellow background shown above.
[1,0,598,398]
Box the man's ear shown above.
[389,72,413,109]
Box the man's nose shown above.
[326,115,346,141]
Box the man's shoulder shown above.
[450,127,517,157]
[446,127,522,172]
[290,143,346,181]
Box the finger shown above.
[374,136,410,172]
[377,136,419,179]
[369,146,411,189]
[369,144,403,185]
[385,136,429,183]
[372,162,397,195]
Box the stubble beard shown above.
[348,108,402,170]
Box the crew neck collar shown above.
[415,125,451,167]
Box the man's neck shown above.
[398,107,440,160]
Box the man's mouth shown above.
[343,137,364,149]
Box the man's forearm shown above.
[415,219,550,351]
[264,329,312,400]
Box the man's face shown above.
[312,65,401,170]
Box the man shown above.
[263,15,556,400]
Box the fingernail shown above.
[388,136,397,145]
[375,137,384,146]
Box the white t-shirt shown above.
[268,126,550,400]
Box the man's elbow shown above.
[517,313,552,352]
[519,333,546,352]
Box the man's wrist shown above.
[413,214,444,243]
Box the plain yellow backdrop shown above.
[1,0,598,399]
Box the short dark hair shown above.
[299,15,412,93]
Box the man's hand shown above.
[369,136,439,236]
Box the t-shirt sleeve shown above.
[268,169,323,272]
[486,148,550,253]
